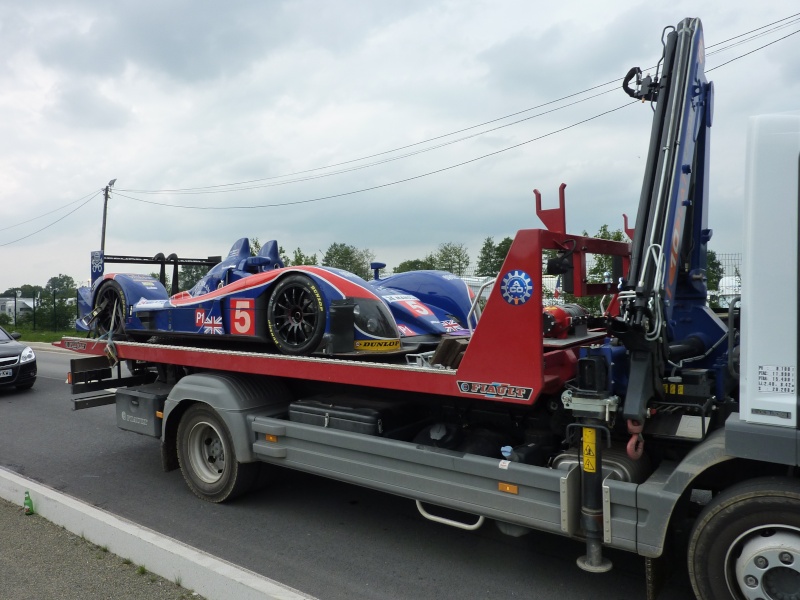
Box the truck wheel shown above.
[94,281,127,336]
[687,477,800,600]
[267,274,326,355]
[176,404,257,502]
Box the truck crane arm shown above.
[611,18,725,425]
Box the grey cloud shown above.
[31,0,429,83]
[478,7,669,99]
[34,1,292,82]
[46,82,132,129]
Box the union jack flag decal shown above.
[203,315,224,335]
[441,319,463,332]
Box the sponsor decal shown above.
[136,299,169,308]
[354,339,401,352]
[397,325,417,337]
[441,319,463,332]
[457,380,534,400]
[500,270,533,305]
[64,340,87,350]
[441,274,459,280]
[382,294,417,303]
[203,315,224,334]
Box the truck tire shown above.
[267,274,326,355]
[687,477,800,600]
[176,404,258,502]
[94,280,127,336]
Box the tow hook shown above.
[626,419,644,460]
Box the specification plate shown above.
[757,365,796,394]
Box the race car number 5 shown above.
[230,299,255,335]
[401,299,432,316]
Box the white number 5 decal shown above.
[402,299,432,316]
[231,299,255,335]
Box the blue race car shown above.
[77,238,476,356]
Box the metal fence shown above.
[0,292,77,331]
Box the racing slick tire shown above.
[93,280,128,337]
[687,477,800,600]
[266,274,326,355]
[176,404,258,503]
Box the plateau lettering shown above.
[457,380,533,400]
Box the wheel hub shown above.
[735,529,800,600]
[188,422,227,484]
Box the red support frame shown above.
[59,197,630,410]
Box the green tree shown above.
[434,242,470,275]
[289,248,318,266]
[495,237,513,270]
[322,243,375,280]
[178,265,208,291]
[394,254,437,273]
[706,249,723,292]
[45,274,77,295]
[2,284,44,298]
[476,236,514,276]
[475,237,497,277]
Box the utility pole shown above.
[100,178,117,254]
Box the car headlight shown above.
[353,299,398,338]
[20,347,35,364]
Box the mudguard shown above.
[95,273,169,306]
[368,271,474,327]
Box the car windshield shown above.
[0,328,13,342]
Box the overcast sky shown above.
[1,1,799,290]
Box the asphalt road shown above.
[0,346,698,600]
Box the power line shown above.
[0,192,102,247]
[8,11,800,242]
[122,88,619,196]
[707,27,800,72]
[118,83,621,194]
[116,12,800,196]
[0,190,100,233]
[112,19,800,214]
[114,102,638,210]
[706,12,800,49]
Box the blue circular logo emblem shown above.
[500,270,533,305]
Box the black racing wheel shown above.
[266,274,326,355]
[93,280,127,337]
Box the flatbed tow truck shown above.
[59,18,800,600]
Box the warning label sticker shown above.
[582,428,596,473]
[757,365,796,394]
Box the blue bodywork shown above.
[77,238,475,356]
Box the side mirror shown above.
[11,332,21,340]
[370,262,386,281]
